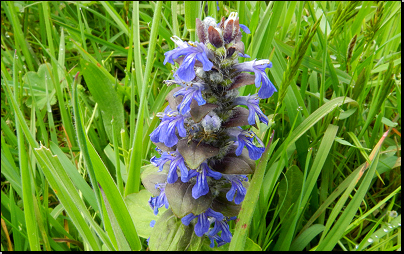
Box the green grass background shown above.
[1,1,401,251]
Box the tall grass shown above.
[1,1,401,251]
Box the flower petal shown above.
[181,213,197,226]
[194,213,211,237]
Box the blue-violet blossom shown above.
[234,59,277,99]
[149,108,187,147]
[185,163,222,199]
[181,208,224,237]
[150,149,189,184]
[234,94,269,125]
[148,183,169,215]
[228,128,265,160]
[164,36,213,82]
[224,175,248,204]
[174,82,206,114]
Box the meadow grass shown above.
[1,1,401,251]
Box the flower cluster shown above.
[142,12,276,249]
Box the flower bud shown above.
[209,71,223,83]
[195,67,207,79]
[208,26,224,48]
[201,112,221,133]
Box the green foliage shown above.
[1,1,401,251]
[80,59,126,143]
[21,63,58,109]
[125,189,168,239]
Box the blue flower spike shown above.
[143,12,277,250]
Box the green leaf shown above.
[53,20,128,54]
[185,2,200,41]
[334,137,356,148]
[140,164,169,196]
[229,132,276,251]
[148,209,203,251]
[371,58,401,74]
[316,153,381,250]
[271,97,357,166]
[274,37,352,84]
[126,1,163,196]
[338,108,357,120]
[99,185,131,251]
[49,141,99,217]
[99,2,129,35]
[256,2,285,59]
[22,63,56,109]
[359,214,401,250]
[72,72,141,250]
[80,59,125,143]
[381,117,398,127]
[177,139,220,169]
[277,166,304,221]
[103,144,128,184]
[245,237,262,251]
[1,148,23,198]
[34,145,109,250]
[201,236,260,251]
[125,189,168,239]
[165,180,213,217]
[85,130,142,250]
[290,224,325,251]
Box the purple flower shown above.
[238,52,251,58]
[184,163,222,199]
[228,128,265,160]
[181,208,224,237]
[150,109,187,147]
[234,94,268,125]
[239,24,251,34]
[150,150,189,184]
[209,219,232,243]
[185,163,222,199]
[208,234,226,248]
[174,82,206,114]
[148,183,169,215]
[206,214,235,247]
[234,59,276,99]
[223,175,248,204]
[164,36,189,65]
[164,36,213,82]
[150,220,156,227]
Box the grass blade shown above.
[126,1,163,196]
[80,59,125,143]
[229,131,275,251]
[99,2,129,35]
[274,124,339,250]
[11,50,41,251]
[290,224,325,251]
[34,145,108,250]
